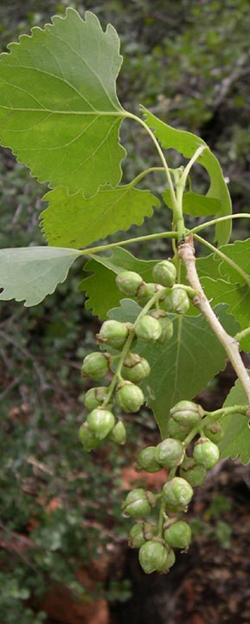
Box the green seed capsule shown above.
[79,423,100,452]
[167,418,190,441]
[139,541,175,574]
[108,420,126,445]
[137,282,165,306]
[116,271,144,296]
[137,446,162,473]
[116,381,145,413]
[164,520,192,549]
[122,488,156,518]
[155,438,185,468]
[84,386,110,411]
[97,320,129,350]
[164,288,190,314]
[170,400,203,427]
[87,408,115,440]
[81,352,109,381]
[193,438,220,469]
[162,477,193,512]
[180,463,207,487]
[121,353,151,383]
[135,315,162,342]
[128,523,158,549]
[203,421,224,443]
[152,260,177,287]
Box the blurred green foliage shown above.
[0,0,250,620]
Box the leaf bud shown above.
[193,437,220,469]
[87,408,115,440]
[122,488,156,518]
[162,477,193,512]
[96,320,129,350]
[180,463,207,487]
[135,315,162,342]
[155,438,185,468]
[79,423,100,452]
[84,386,110,411]
[81,352,109,381]
[203,421,224,443]
[152,260,177,287]
[115,381,144,413]
[137,282,165,306]
[137,446,162,473]
[164,520,192,549]
[164,288,190,314]
[121,352,151,383]
[116,270,144,296]
[170,400,204,427]
[107,420,126,445]
[167,418,190,441]
[139,541,175,574]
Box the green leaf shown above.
[79,247,158,318]
[142,107,232,245]
[109,301,239,437]
[0,9,127,196]
[0,246,81,306]
[163,189,220,216]
[219,374,250,465]
[40,185,159,248]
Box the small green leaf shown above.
[0,9,127,196]
[109,301,239,437]
[163,189,220,216]
[40,185,159,248]
[79,247,157,318]
[142,107,232,245]
[0,246,81,306]
[219,374,250,465]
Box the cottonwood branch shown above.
[178,234,250,410]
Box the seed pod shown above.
[164,520,192,549]
[108,420,126,445]
[137,282,165,306]
[81,352,109,381]
[180,463,207,487]
[87,408,115,440]
[193,437,220,469]
[116,381,144,413]
[155,438,185,468]
[203,421,224,443]
[122,488,156,518]
[137,446,162,473]
[153,260,177,287]
[167,418,190,441]
[139,541,175,574]
[79,423,100,452]
[116,270,144,296]
[150,310,173,343]
[162,477,193,512]
[170,400,204,428]
[135,315,162,342]
[84,386,110,411]
[128,522,158,549]
[164,288,190,314]
[96,320,129,350]
[121,352,151,383]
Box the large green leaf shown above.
[109,300,239,437]
[163,189,220,217]
[0,9,127,196]
[79,247,158,318]
[40,185,159,248]
[0,246,81,306]
[142,108,232,245]
[219,374,250,465]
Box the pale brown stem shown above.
[178,235,250,410]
